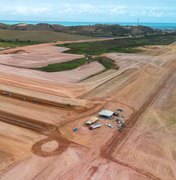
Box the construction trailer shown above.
[89,122,102,130]
[85,117,99,125]
[98,110,114,119]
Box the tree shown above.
[84,54,92,63]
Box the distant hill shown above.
[61,24,159,37]
[0,23,162,38]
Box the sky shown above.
[0,0,176,22]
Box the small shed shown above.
[98,110,114,119]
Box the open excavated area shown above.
[0,43,83,68]
[0,39,175,180]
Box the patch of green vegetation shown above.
[35,56,118,72]
[0,40,39,49]
[93,57,118,70]
[36,58,86,72]
[58,33,176,55]
[58,39,143,55]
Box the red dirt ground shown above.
[0,42,175,180]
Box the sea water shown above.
[1,20,176,30]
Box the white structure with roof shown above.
[98,110,114,118]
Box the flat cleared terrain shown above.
[0,40,175,180]
[0,43,83,68]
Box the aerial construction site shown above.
[0,39,176,180]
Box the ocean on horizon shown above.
[1,20,176,30]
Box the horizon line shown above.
[1,20,176,24]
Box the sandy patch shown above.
[0,61,104,83]
[0,44,83,68]
[41,140,59,153]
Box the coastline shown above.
[1,20,176,30]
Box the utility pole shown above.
[137,18,140,26]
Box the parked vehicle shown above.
[118,127,124,132]
[106,123,114,128]
[113,111,119,117]
[73,128,79,132]
[89,123,102,130]
[117,108,123,112]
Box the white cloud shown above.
[0,2,176,21]
[53,3,176,18]
[2,5,52,15]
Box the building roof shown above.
[85,117,99,125]
[98,110,114,117]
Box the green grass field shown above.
[36,57,118,72]
[58,33,176,55]
[0,41,39,49]
[0,30,95,43]
[37,58,86,72]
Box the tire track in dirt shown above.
[58,101,106,127]
[102,153,161,180]
[89,98,135,114]
[32,130,88,157]
[0,110,87,157]
[100,68,176,180]
[0,110,56,135]
[81,68,139,99]
[104,68,176,154]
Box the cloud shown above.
[2,5,52,15]
[53,3,176,18]
[58,4,127,15]
[0,2,176,21]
